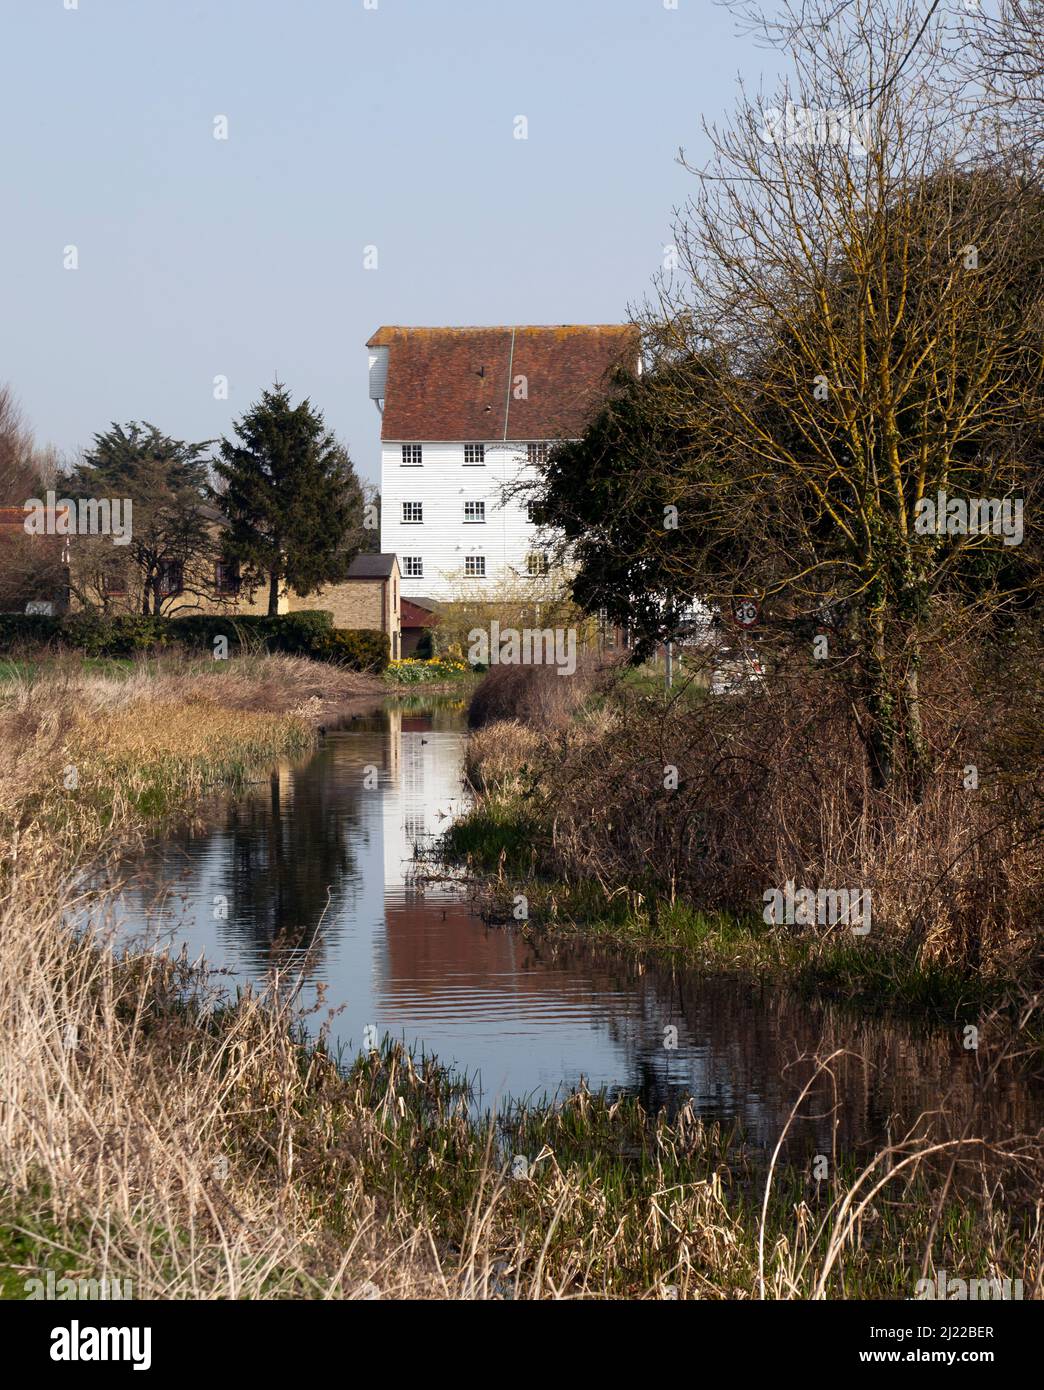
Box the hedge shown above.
[0,614,62,649]
[0,610,387,672]
[165,610,333,655]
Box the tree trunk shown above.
[904,657,927,802]
[866,688,894,789]
[267,567,280,616]
[863,605,894,790]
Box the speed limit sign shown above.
[732,599,760,628]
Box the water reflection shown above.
[100,699,1039,1163]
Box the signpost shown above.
[732,598,760,628]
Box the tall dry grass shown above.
[0,658,438,1297]
[463,644,1043,981]
[467,656,616,732]
[0,888,444,1297]
[0,658,334,872]
[5,879,1039,1300]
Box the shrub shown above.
[0,614,62,652]
[266,610,334,656]
[317,628,390,672]
[162,611,334,658]
[0,611,166,657]
[59,613,167,657]
[0,607,383,669]
[465,640,1042,981]
[165,614,269,653]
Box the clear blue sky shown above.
[2,0,764,486]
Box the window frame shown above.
[463,500,486,524]
[464,555,487,578]
[401,444,423,466]
[401,501,424,524]
[102,567,127,596]
[464,443,485,466]
[402,556,424,578]
[214,559,240,595]
[158,559,184,597]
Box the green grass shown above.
[442,797,545,878]
[614,661,711,703]
[0,1208,76,1300]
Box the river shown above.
[92,696,1038,1167]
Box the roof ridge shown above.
[368,323,632,342]
[501,327,517,442]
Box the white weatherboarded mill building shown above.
[368,325,639,601]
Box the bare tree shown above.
[648,0,1042,789]
[0,385,44,502]
[0,386,66,611]
[957,0,1044,171]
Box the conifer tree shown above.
[214,384,364,615]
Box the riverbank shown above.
[444,668,1041,1027]
[1,661,1039,1300]
[447,866,995,1021]
[4,905,1039,1299]
[443,817,1011,1023]
[0,653,389,867]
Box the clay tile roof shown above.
[367,325,639,442]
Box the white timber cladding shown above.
[380,440,551,599]
[368,346,389,401]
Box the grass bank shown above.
[0,652,386,864]
[4,913,1038,1299]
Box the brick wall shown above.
[287,581,383,629]
[286,578,401,655]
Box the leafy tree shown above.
[213,384,364,615]
[530,358,743,659]
[68,422,214,614]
